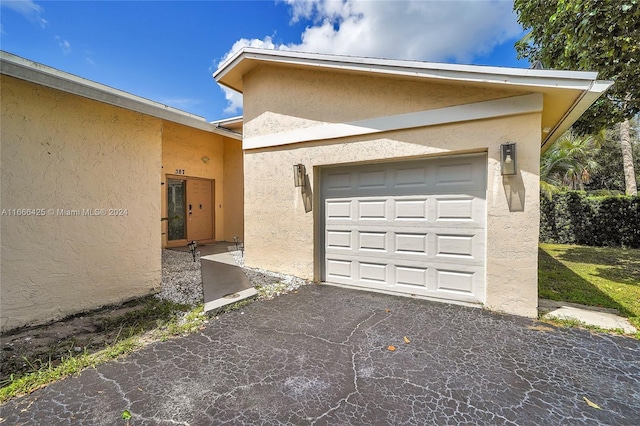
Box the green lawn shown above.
[538,243,640,331]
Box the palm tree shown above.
[540,131,602,198]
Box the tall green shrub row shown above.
[540,192,640,248]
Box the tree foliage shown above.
[514,0,640,134]
[540,131,602,198]
[586,120,640,192]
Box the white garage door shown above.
[321,154,487,304]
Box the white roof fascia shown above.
[542,80,613,149]
[1,51,234,138]
[214,47,601,93]
[211,115,243,127]
[210,116,243,140]
[211,125,242,140]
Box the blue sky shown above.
[1,1,529,121]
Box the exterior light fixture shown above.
[293,164,306,187]
[188,240,198,262]
[500,143,517,176]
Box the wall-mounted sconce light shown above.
[500,143,517,175]
[202,157,210,163]
[293,163,306,187]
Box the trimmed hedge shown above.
[540,192,640,248]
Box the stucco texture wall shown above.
[241,65,541,318]
[1,75,162,332]
[223,138,244,241]
[160,122,243,244]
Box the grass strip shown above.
[0,303,208,403]
[539,243,640,336]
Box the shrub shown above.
[540,192,640,248]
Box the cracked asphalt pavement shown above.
[1,284,639,425]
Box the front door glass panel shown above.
[167,179,186,240]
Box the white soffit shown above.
[1,51,241,140]
[541,80,612,150]
[243,93,543,150]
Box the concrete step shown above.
[539,299,637,334]
[201,252,257,313]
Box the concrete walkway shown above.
[539,299,637,334]
[1,285,639,425]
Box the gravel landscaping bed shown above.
[158,248,310,305]
[157,250,204,305]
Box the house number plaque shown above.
[175,169,185,175]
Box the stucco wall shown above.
[242,65,527,138]
[223,138,244,241]
[160,123,243,244]
[241,65,541,318]
[1,75,162,331]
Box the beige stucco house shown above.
[1,51,243,331]
[1,47,610,331]
[214,48,610,318]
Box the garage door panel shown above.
[394,167,427,188]
[395,265,428,287]
[325,172,353,191]
[435,269,483,298]
[434,159,486,191]
[394,199,429,220]
[435,270,474,293]
[326,230,352,249]
[359,262,388,284]
[435,163,475,185]
[395,233,428,255]
[326,259,353,280]
[358,232,387,252]
[322,154,486,304]
[326,200,353,219]
[435,197,474,220]
[434,196,487,224]
[435,232,484,259]
[357,200,388,220]
[435,234,474,258]
[358,170,387,189]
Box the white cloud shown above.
[218,0,523,114]
[285,0,523,62]
[1,0,47,28]
[217,36,290,114]
[55,36,71,54]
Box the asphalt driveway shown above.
[2,285,639,425]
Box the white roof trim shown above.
[216,48,612,148]
[215,48,601,93]
[243,93,543,150]
[210,115,243,138]
[1,51,241,140]
[211,115,243,126]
